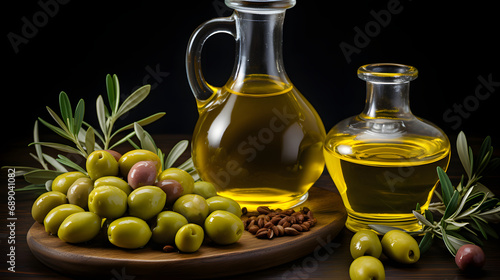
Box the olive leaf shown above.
[85,126,95,154]
[106,74,120,114]
[115,85,151,120]
[41,154,68,172]
[33,120,48,170]
[73,99,85,136]
[59,91,73,130]
[23,169,63,184]
[96,95,107,136]
[419,232,434,254]
[437,167,453,206]
[165,140,189,169]
[457,131,472,179]
[55,155,87,174]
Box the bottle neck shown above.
[360,81,413,120]
[229,10,290,89]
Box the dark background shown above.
[4,0,500,151]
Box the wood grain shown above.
[26,187,346,279]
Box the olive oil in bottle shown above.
[324,135,450,232]
[323,63,451,232]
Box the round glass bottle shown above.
[324,63,451,232]
[186,0,326,210]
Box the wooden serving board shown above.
[27,187,346,279]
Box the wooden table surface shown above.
[1,134,499,279]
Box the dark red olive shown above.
[156,179,183,205]
[455,244,485,271]
[128,161,157,189]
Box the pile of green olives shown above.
[349,229,420,280]
[31,149,244,253]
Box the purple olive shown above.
[156,179,183,205]
[128,161,157,189]
[455,244,485,271]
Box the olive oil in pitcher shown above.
[186,1,326,210]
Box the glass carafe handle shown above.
[186,15,236,104]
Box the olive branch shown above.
[370,132,500,257]
[3,74,198,193]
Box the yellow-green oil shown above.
[192,75,325,210]
[324,135,450,232]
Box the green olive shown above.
[67,178,94,209]
[193,181,218,199]
[52,172,88,194]
[350,230,382,259]
[349,256,385,280]
[58,212,101,243]
[206,196,242,217]
[173,194,209,225]
[32,191,67,223]
[381,230,420,264]
[151,211,188,245]
[88,185,128,219]
[175,223,204,253]
[86,150,119,180]
[108,217,152,249]
[44,204,85,235]
[94,176,132,196]
[204,210,244,245]
[158,168,194,196]
[118,149,162,178]
[127,186,166,221]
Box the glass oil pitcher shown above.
[324,63,450,232]
[186,0,326,210]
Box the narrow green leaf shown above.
[83,121,105,145]
[470,216,488,239]
[127,138,141,150]
[468,146,474,178]
[15,184,48,192]
[33,120,48,169]
[106,74,117,114]
[441,228,457,256]
[29,142,85,156]
[85,127,95,154]
[96,95,107,134]
[456,191,489,220]
[115,85,151,119]
[476,136,491,172]
[437,166,454,206]
[111,112,166,137]
[460,229,484,246]
[443,190,460,219]
[57,155,87,174]
[424,209,434,224]
[413,210,434,228]
[419,232,434,254]
[38,117,73,142]
[165,140,189,169]
[24,169,63,184]
[59,91,73,127]
[42,153,68,172]
[177,157,194,171]
[46,106,72,137]
[73,99,85,136]
[483,158,500,175]
[109,131,136,150]
[113,74,120,112]
[133,122,157,153]
[449,185,475,220]
[457,131,472,179]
